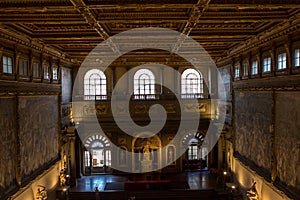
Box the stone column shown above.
[67,127,77,186]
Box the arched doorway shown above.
[83,134,111,174]
[182,132,208,171]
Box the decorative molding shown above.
[233,74,300,91]
[0,80,61,93]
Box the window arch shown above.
[84,69,107,100]
[133,69,157,100]
[181,68,203,99]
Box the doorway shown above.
[84,134,111,174]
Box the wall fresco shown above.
[275,92,300,191]
[0,97,17,194]
[19,96,59,179]
[234,92,272,171]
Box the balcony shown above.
[72,94,218,124]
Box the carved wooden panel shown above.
[19,96,59,179]
[234,92,272,171]
[275,92,300,192]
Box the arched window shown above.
[133,69,157,100]
[84,69,107,100]
[181,68,203,99]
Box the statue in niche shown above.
[246,182,259,200]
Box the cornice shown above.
[0,26,75,65]
[233,74,300,91]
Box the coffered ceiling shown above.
[0,0,300,66]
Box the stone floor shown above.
[70,171,218,192]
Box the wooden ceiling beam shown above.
[209,3,300,10]
[69,0,121,56]
[172,0,211,53]
[87,4,195,10]
[1,3,299,13]
[69,0,109,39]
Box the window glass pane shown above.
[295,49,300,67]
[53,67,58,80]
[277,53,286,70]
[3,56,7,65]
[8,57,12,74]
[3,56,13,74]
[7,57,12,66]
[3,56,8,73]
[263,57,271,72]
[251,61,258,75]
[234,66,240,78]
